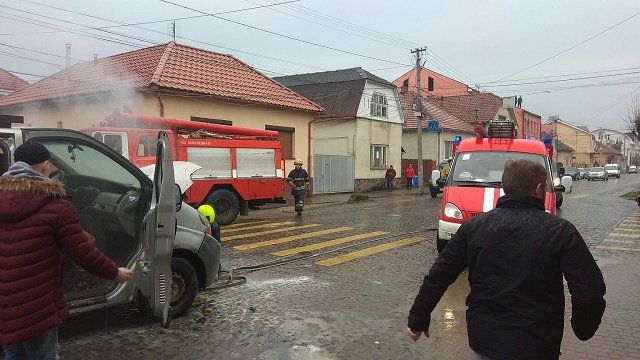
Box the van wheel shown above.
[170,257,198,318]
[206,189,240,225]
[429,184,438,198]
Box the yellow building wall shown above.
[556,122,594,165]
[1,92,316,174]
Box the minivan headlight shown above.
[444,202,463,220]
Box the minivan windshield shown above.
[604,165,618,171]
[451,151,550,188]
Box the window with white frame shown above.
[370,145,388,169]
[370,93,388,118]
[444,141,454,159]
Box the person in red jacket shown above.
[405,164,415,190]
[0,142,133,360]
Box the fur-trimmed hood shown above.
[0,177,67,223]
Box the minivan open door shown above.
[146,132,176,328]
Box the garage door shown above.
[313,155,355,194]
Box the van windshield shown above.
[604,165,618,171]
[451,151,550,187]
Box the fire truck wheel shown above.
[170,257,198,317]
[206,189,240,225]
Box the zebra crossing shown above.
[597,212,640,254]
[220,221,426,267]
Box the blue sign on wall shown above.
[427,120,441,133]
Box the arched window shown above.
[370,93,388,118]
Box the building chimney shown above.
[93,54,98,63]
[65,44,71,68]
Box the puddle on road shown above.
[259,344,338,360]
[247,275,312,288]
[432,272,469,343]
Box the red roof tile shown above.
[0,67,29,92]
[399,91,474,133]
[0,42,322,112]
[432,92,503,123]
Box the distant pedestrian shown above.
[0,142,133,360]
[385,165,396,191]
[517,96,523,108]
[407,159,605,360]
[405,164,415,190]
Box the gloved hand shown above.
[116,268,133,283]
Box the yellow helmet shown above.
[197,204,215,223]
[294,159,303,165]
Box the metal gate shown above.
[313,155,355,194]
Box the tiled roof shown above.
[274,67,393,87]
[0,68,29,91]
[0,42,322,112]
[399,92,474,132]
[433,92,503,123]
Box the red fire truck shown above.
[83,114,287,225]
[432,118,573,253]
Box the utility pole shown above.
[549,115,559,165]
[412,46,427,194]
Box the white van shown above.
[604,164,621,178]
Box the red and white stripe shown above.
[482,187,505,212]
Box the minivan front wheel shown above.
[170,257,198,317]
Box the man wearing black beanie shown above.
[0,141,133,359]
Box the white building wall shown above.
[356,81,403,125]
[592,129,635,167]
[353,118,402,179]
[402,130,475,163]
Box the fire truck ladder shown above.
[487,118,517,138]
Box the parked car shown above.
[0,128,220,322]
[604,164,621,178]
[587,167,608,181]
[564,167,580,180]
[629,165,637,174]
[577,168,589,179]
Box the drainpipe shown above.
[307,114,319,198]
[157,95,164,117]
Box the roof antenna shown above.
[65,43,71,68]
[172,21,176,42]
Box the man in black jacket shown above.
[407,159,606,360]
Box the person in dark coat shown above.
[405,164,415,190]
[385,165,396,191]
[0,142,132,360]
[407,159,605,360]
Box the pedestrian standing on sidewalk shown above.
[405,164,415,190]
[0,142,133,360]
[407,159,606,360]
[385,165,396,191]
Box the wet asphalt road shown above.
[49,174,640,359]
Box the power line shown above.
[1,0,302,36]
[159,0,412,67]
[0,50,64,67]
[481,70,640,88]
[0,42,84,61]
[493,9,640,82]
[7,2,327,72]
[481,66,640,84]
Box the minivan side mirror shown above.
[175,183,182,212]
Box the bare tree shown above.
[627,94,640,139]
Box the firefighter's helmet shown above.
[198,204,215,223]
[294,159,303,165]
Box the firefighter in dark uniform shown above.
[287,159,309,213]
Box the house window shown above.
[191,116,232,126]
[370,93,388,118]
[427,77,434,91]
[444,141,454,159]
[265,125,294,159]
[370,145,388,169]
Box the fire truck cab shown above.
[83,114,287,225]
[432,119,573,253]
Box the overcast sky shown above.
[1,0,639,131]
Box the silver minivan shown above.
[0,128,220,324]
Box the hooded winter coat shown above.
[0,177,119,345]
